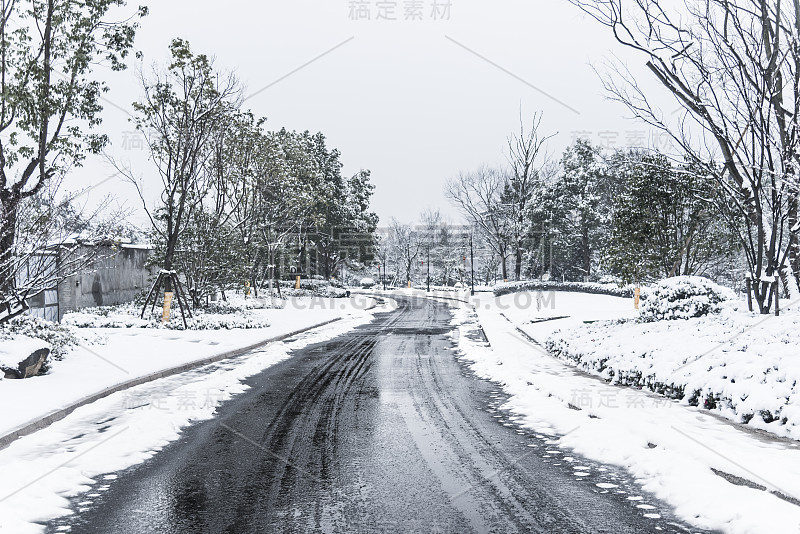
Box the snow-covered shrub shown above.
[0,315,79,361]
[597,274,622,285]
[639,276,736,322]
[171,314,270,330]
[64,302,271,330]
[203,299,272,314]
[544,305,800,439]
[359,277,375,288]
[280,279,348,298]
[494,280,634,298]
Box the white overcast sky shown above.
[74,0,677,228]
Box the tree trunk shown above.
[0,194,19,296]
[582,224,590,282]
[788,196,800,292]
[683,238,692,276]
[515,245,522,281]
[752,279,772,314]
[163,242,175,294]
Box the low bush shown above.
[0,316,81,374]
[494,280,635,298]
[279,279,348,298]
[64,302,271,330]
[639,276,736,322]
[0,315,79,361]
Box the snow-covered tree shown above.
[604,150,738,284]
[569,0,800,312]
[0,0,146,320]
[125,38,240,307]
[528,139,613,281]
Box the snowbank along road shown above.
[48,295,704,533]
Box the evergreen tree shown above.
[604,151,738,284]
[540,139,611,281]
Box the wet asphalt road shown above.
[50,295,701,533]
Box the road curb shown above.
[0,316,351,451]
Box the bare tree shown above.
[504,112,555,280]
[570,0,800,312]
[388,219,421,287]
[4,179,128,321]
[445,166,512,280]
[417,209,465,286]
[419,209,440,287]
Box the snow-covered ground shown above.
[451,291,800,533]
[0,295,378,440]
[0,310,379,534]
[491,289,800,441]
[547,301,800,441]
[493,289,639,332]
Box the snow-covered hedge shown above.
[494,280,634,298]
[279,279,348,298]
[64,303,270,330]
[359,277,375,288]
[203,298,277,314]
[545,303,800,440]
[639,276,736,322]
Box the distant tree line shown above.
[377,211,483,289]
[444,126,743,291]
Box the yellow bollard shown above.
[408,281,411,288]
[162,292,173,323]
[634,287,641,310]
[244,280,251,297]
[295,276,301,289]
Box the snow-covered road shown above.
[0,308,377,533]
[38,294,694,533]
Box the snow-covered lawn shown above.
[490,289,800,440]
[493,289,639,333]
[454,291,800,533]
[0,295,378,441]
[0,311,378,534]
